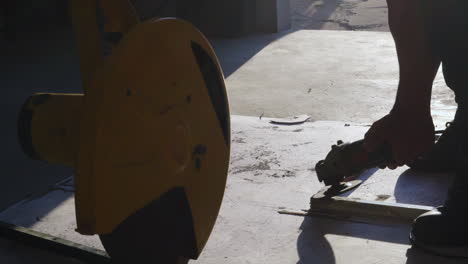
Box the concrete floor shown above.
[215,30,455,125]
[0,116,463,264]
[290,0,389,31]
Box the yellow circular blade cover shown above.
[75,18,230,261]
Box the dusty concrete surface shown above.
[0,116,461,264]
[215,30,455,126]
[291,0,389,31]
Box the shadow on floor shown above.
[212,31,291,77]
[0,25,80,211]
[0,237,85,264]
[405,247,467,264]
[296,214,467,264]
[296,217,336,264]
[296,215,409,264]
[212,0,346,77]
[0,177,74,227]
[393,168,453,207]
[296,166,457,264]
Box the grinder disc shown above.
[75,19,230,263]
[312,180,363,199]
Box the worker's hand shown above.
[363,108,435,169]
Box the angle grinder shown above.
[315,129,444,197]
[314,139,392,197]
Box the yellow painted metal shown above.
[69,0,139,93]
[177,258,189,264]
[68,0,103,92]
[20,0,229,257]
[22,93,83,166]
[75,18,230,256]
[100,0,139,34]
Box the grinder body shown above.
[315,139,393,186]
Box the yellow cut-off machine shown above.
[13,0,231,263]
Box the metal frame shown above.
[280,191,434,225]
[308,196,433,224]
[0,221,109,263]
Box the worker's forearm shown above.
[387,0,441,115]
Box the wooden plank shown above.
[310,196,433,223]
[279,196,434,225]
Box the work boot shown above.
[410,107,467,173]
[409,166,468,258]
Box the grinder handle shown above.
[356,139,393,170]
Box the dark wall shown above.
[2,0,287,38]
[159,0,290,37]
[177,0,257,37]
[1,0,69,40]
[133,0,258,37]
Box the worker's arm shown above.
[363,0,440,168]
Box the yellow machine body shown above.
[18,93,82,166]
[76,18,230,249]
[18,16,230,259]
